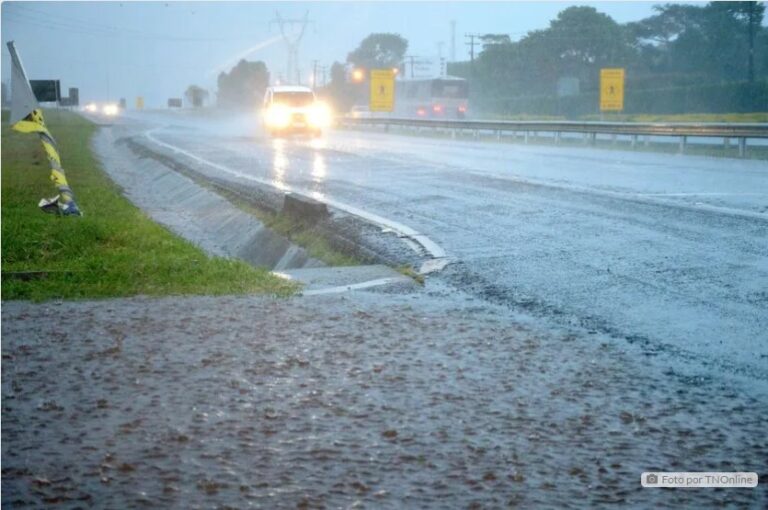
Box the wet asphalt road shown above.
[131,111,768,383]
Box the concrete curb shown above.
[143,127,451,275]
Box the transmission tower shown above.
[271,11,312,85]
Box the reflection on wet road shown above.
[270,138,288,191]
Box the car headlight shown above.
[85,103,98,113]
[102,104,119,116]
[265,104,291,128]
[308,103,332,128]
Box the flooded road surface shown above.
[125,111,768,383]
[3,290,766,508]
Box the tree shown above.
[546,6,633,88]
[470,6,634,99]
[444,2,768,116]
[628,2,766,83]
[347,33,408,69]
[184,85,209,108]
[217,59,270,108]
[321,61,356,112]
[479,34,512,51]
[709,1,765,81]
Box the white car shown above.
[262,86,332,137]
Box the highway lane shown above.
[125,111,768,383]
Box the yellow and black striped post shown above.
[7,41,82,216]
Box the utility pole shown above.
[312,59,319,90]
[465,33,481,79]
[271,11,312,85]
[465,33,480,65]
[747,1,756,83]
[404,55,418,79]
[450,20,456,62]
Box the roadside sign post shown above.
[369,69,396,113]
[600,68,625,114]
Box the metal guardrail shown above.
[340,117,768,157]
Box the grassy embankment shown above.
[580,112,768,123]
[1,110,297,301]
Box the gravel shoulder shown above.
[3,288,766,509]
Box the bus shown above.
[395,76,469,119]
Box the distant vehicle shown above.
[395,76,468,119]
[262,85,332,137]
[101,103,119,116]
[82,101,119,116]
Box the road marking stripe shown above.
[466,170,768,222]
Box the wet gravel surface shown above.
[3,290,766,509]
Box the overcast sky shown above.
[2,1,682,107]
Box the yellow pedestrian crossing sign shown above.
[370,69,395,112]
[600,68,625,111]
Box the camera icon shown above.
[645,473,659,484]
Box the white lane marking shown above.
[419,258,450,274]
[466,170,768,222]
[301,277,407,296]
[638,192,768,197]
[144,128,450,271]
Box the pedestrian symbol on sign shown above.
[370,69,395,112]
[600,68,624,111]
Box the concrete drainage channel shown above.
[92,125,434,294]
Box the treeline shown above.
[447,2,768,116]
[216,59,270,108]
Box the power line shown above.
[270,10,312,85]
[5,6,253,42]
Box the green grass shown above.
[1,110,297,301]
[396,265,425,285]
